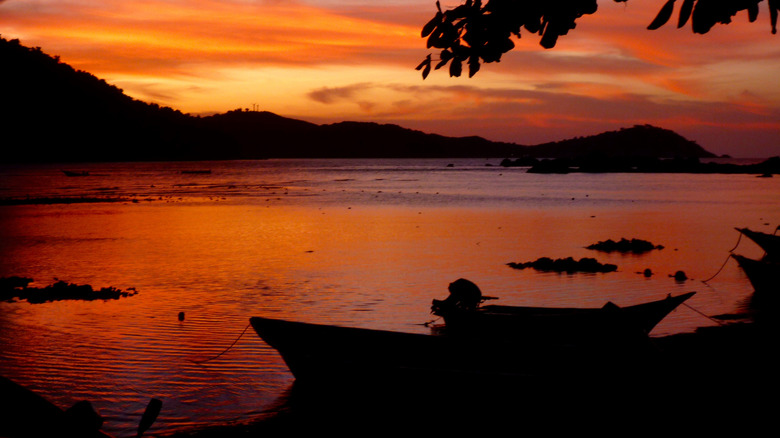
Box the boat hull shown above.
[434,292,696,342]
[735,227,780,261]
[249,310,680,386]
[732,254,778,295]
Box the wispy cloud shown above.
[308,83,375,104]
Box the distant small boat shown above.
[62,170,90,177]
[181,170,211,174]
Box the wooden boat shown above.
[432,292,696,343]
[250,316,611,385]
[735,227,780,261]
[732,254,777,294]
[250,292,694,385]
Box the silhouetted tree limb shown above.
[417,0,779,79]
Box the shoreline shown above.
[2,319,775,437]
[168,320,778,436]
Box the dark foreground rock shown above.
[159,320,779,436]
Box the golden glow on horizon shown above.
[1,0,778,156]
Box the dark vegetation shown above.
[0,36,517,162]
[507,257,618,273]
[0,276,138,303]
[2,36,726,163]
[0,38,227,163]
[418,0,779,78]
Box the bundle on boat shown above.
[431,278,694,344]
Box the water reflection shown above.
[1,159,778,435]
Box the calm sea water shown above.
[1,159,777,436]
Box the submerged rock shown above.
[507,257,617,273]
[0,276,33,290]
[0,277,138,303]
[586,238,664,253]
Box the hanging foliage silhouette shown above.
[417,0,779,79]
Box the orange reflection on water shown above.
[1,164,778,437]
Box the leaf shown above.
[449,58,462,77]
[415,54,431,71]
[422,12,443,38]
[648,0,676,30]
[416,55,432,79]
[435,49,453,69]
[468,58,480,78]
[677,0,694,28]
[747,2,758,22]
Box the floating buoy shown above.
[178,312,185,322]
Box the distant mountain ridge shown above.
[1,36,716,163]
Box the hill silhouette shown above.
[525,125,716,159]
[2,36,716,163]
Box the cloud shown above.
[0,0,422,73]
[2,0,778,156]
[298,80,780,156]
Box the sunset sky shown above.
[2,0,778,157]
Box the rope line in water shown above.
[728,231,743,252]
[702,254,733,283]
[702,231,743,283]
[191,323,252,364]
[681,302,725,326]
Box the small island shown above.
[502,155,780,175]
[1,277,138,303]
[507,257,618,273]
[586,238,664,254]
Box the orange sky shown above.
[2,0,779,157]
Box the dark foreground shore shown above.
[159,321,778,437]
[3,320,777,437]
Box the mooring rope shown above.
[728,230,743,252]
[422,316,442,327]
[702,231,743,283]
[681,302,725,326]
[701,254,733,283]
[190,322,252,364]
